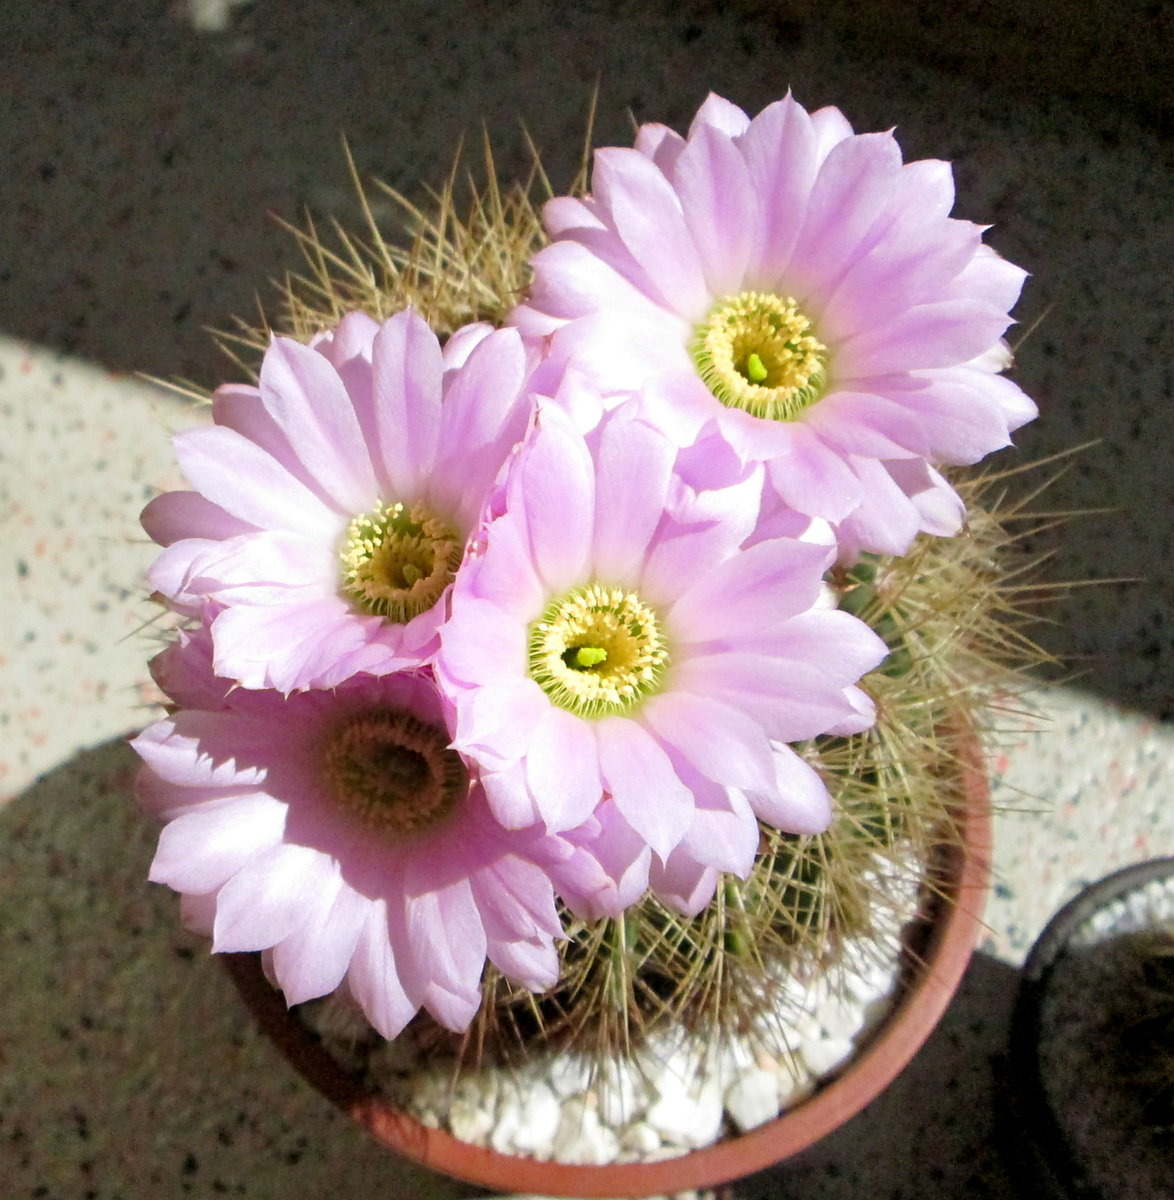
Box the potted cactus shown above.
[132,91,1044,1195]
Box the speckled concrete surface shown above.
[1,2,1170,1198]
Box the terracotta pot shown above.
[223,730,991,1197]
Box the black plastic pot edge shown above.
[1007,856,1174,1200]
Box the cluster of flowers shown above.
[133,94,1035,1040]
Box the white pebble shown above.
[818,996,863,1041]
[786,1010,824,1044]
[646,1077,724,1148]
[799,1035,856,1078]
[454,1070,499,1111]
[596,1061,643,1126]
[777,1071,815,1111]
[489,1104,523,1155]
[858,995,894,1036]
[619,1121,662,1155]
[642,1040,696,1095]
[724,1067,781,1132]
[720,1038,757,1074]
[507,1081,561,1155]
[449,1095,494,1144]
[552,1099,621,1165]
[547,1053,591,1099]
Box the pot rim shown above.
[223,726,992,1197]
[1008,855,1174,1200]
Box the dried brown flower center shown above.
[321,709,467,835]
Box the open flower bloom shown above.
[142,309,533,692]
[437,393,888,915]
[511,93,1037,556]
[132,635,564,1039]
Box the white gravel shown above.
[304,849,928,1164]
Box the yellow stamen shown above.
[339,499,463,622]
[529,583,669,718]
[691,291,828,421]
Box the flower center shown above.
[691,291,828,421]
[339,499,463,622]
[321,709,468,835]
[528,583,669,718]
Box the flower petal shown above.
[766,424,865,522]
[592,146,710,319]
[142,491,255,546]
[370,308,445,499]
[667,538,832,643]
[639,691,775,794]
[432,327,532,528]
[174,425,339,539]
[524,706,602,833]
[672,120,755,296]
[149,792,287,893]
[404,875,488,1011]
[749,744,832,834]
[270,873,370,1006]
[595,717,694,861]
[211,842,329,953]
[507,407,594,594]
[740,95,823,282]
[346,904,419,1040]
[649,849,718,917]
[838,299,1013,376]
[259,336,377,513]
[688,93,751,138]
[589,410,675,582]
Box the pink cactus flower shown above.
[142,309,534,692]
[511,93,1036,555]
[437,391,887,915]
[133,634,565,1039]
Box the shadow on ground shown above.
[0,738,478,1199]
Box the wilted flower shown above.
[437,391,887,912]
[511,93,1036,555]
[132,633,565,1039]
[142,309,533,692]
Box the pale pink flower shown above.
[142,309,533,692]
[437,392,887,915]
[511,93,1036,555]
[133,635,565,1039]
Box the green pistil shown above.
[530,583,669,719]
[339,499,462,622]
[744,351,769,384]
[569,646,609,669]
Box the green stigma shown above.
[570,646,609,669]
[530,583,669,718]
[691,291,829,421]
[339,499,462,623]
[745,351,769,384]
